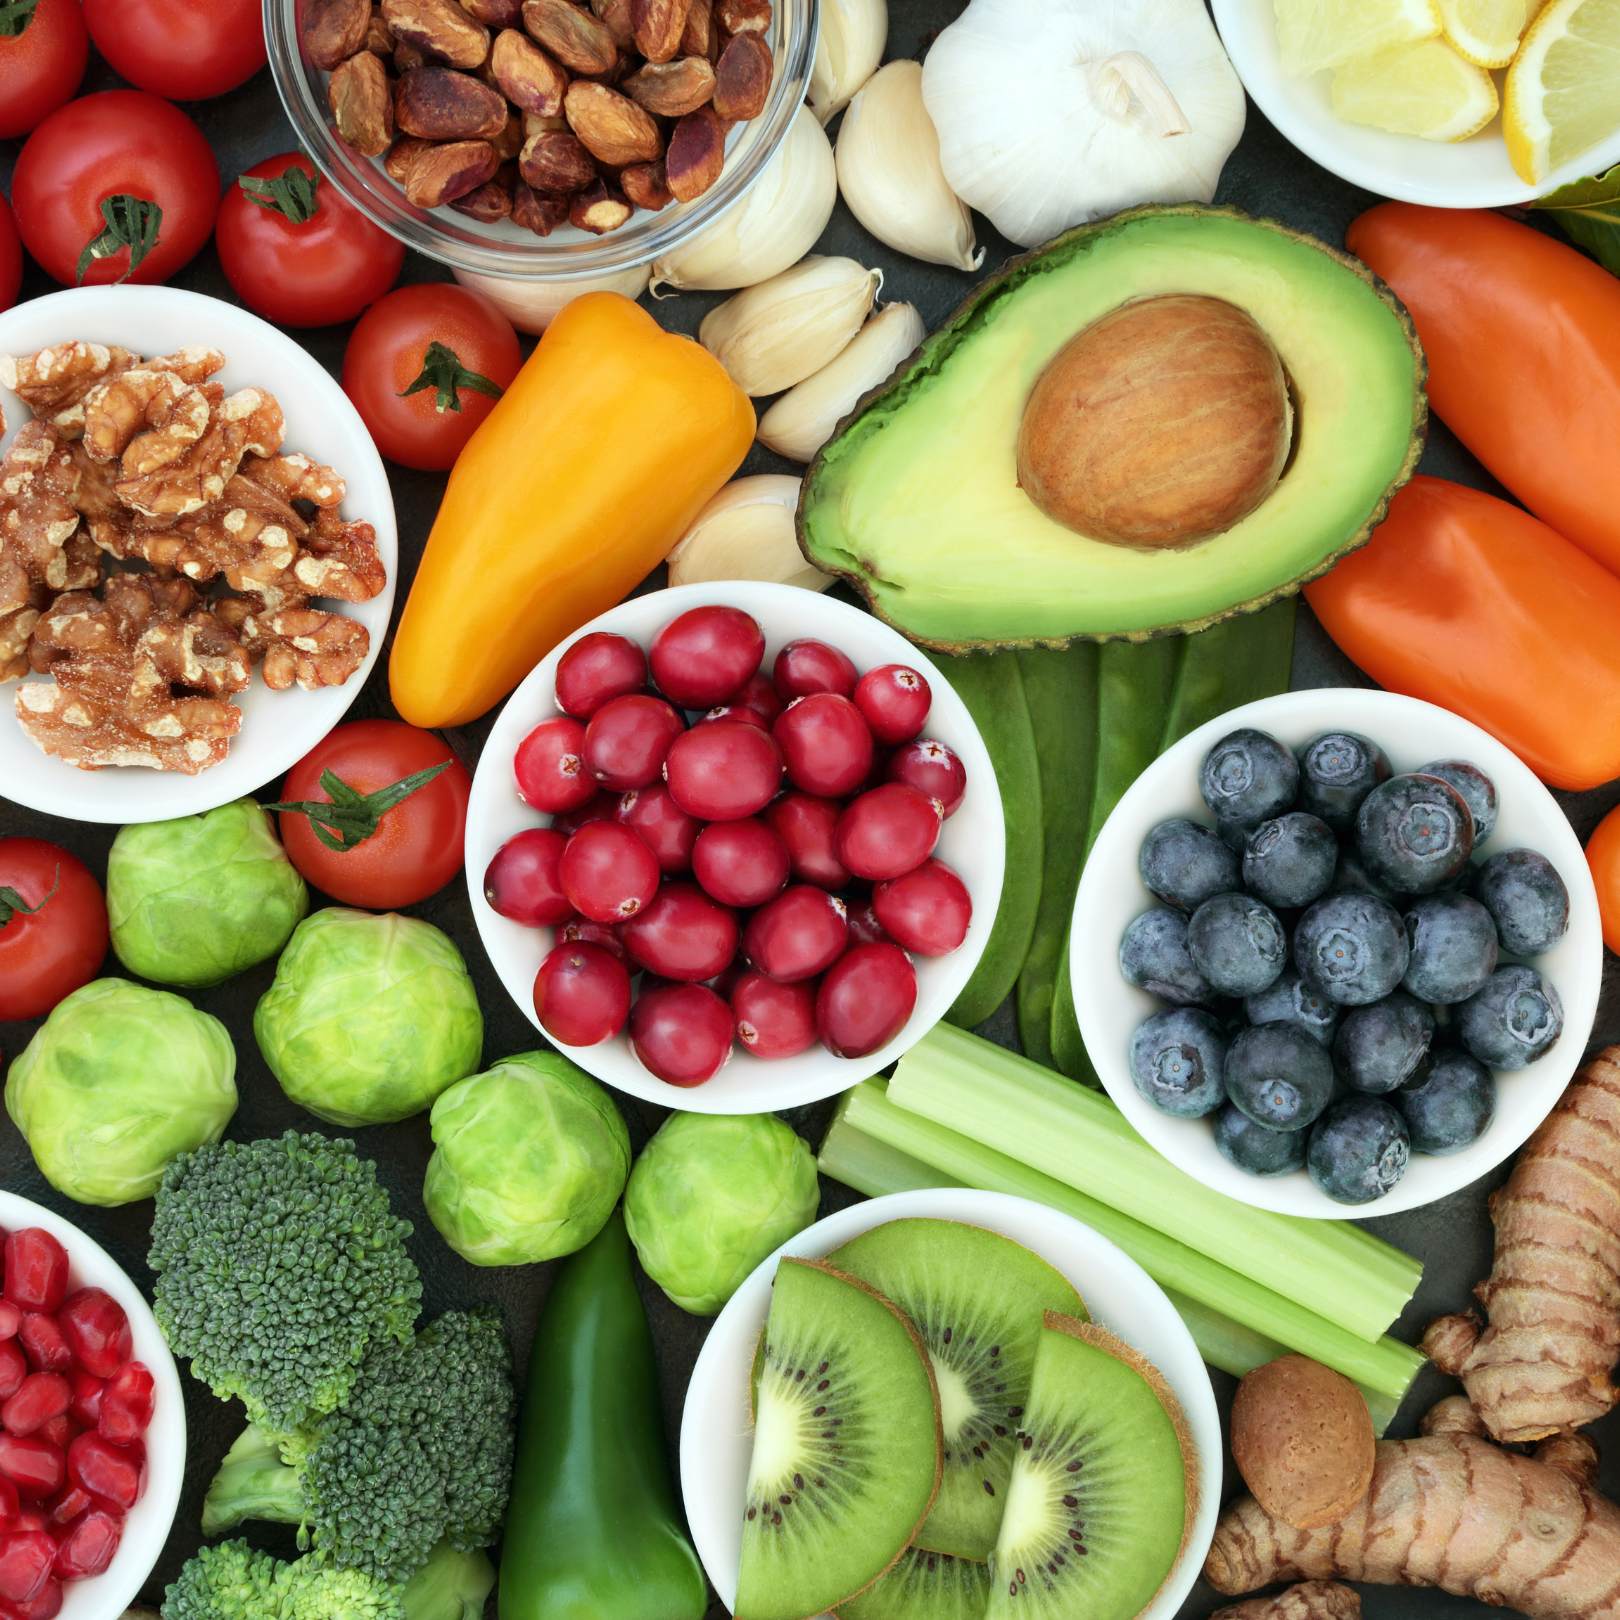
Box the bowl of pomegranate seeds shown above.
[465,582,1004,1111]
[0,1195,184,1620]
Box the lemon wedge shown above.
[1504,0,1620,181]
[1438,0,1542,64]
[1331,38,1502,138]
[1275,0,1443,76]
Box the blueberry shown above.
[1128,1008,1227,1118]
[1307,1097,1410,1204]
[1332,847,1404,906]
[1418,760,1498,844]
[1298,731,1391,832]
[1356,774,1474,894]
[1294,891,1410,1006]
[1119,907,1214,1005]
[1402,892,1499,1004]
[1139,817,1241,911]
[1244,969,1340,1047]
[1333,992,1434,1094]
[1472,849,1570,956]
[1398,1048,1494,1155]
[1186,892,1288,997]
[1199,728,1299,836]
[1456,964,1563,1069]
[1224,1023,1335,1130]
[1242,812,1337,910]
[1214,1104,1307,1177]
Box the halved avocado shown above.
[797,205,1426,650]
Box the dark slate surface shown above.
[3,4,1619,1614]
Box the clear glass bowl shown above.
[264,0,819,281]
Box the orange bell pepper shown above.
[1586,806,1620,956]
[1305,477,1620,792]
[389,292,754,729]
[1347,204,1620,575]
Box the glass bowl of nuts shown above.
[264,0,818,280]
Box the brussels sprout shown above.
[255,908,483,1126]
[424,1050,630,1266]
[108,800,309,987]
[624,1113,820,1315]
[5,978,237,1206]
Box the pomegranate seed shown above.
[764,794,851,889]
[731,972,817,1059]
[558,916,627,959]
[835,784,941,881]
[484,828,573,927]
[846,902,891,947]
[67,1373,103,1431]
[583,694,684,791]
[555,631,646,718]
[744,887,848,983]
[0,1345,23,1403]
[853,663,931,745]
[0,1304,19,1342]
[32,1420,67,1458]
[52,1510,119,1581]
[774,694,874,798]
[887,737,966,818]
[0,1437,64,1502]
[560,821,661,923]
[43,1488,90,1530]
[818,943,918,1058]
[649,606,765,709]
[874,859,973,956]
[664,722,783,822]
[65,1435,142,1513]
[0,1530,53,1605]
[98,1363,154,1447]
[773,639,858,701]
[15,1321,68,1378]
[56,1290,130,1381]
[621,884,739,982]
[692,820,790,908]
[2,1235,67,1316]
[0,1478,17,1524]
[731,670,784,724]
[0,1378,70,1440]
[550,790,619,837]
[513,715,596,814]
[617,785,700,875]
[533,943,633,1046]
[629,983,734,1086]
[14,1575,63,1620]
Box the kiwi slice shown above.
[735,1257,942,1620]
[986,1313,1197,1620]
[837,1547,992,1620]
[829,1218,1086,1559]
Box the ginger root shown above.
[1423,1047,1620,1442]
[1212,1582,1360,1620]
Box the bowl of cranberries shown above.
[0,1193,184,1620]
[465,582,1004,1111]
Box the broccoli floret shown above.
[400,1543,496,1620]
[149,1132,422,1433]
[162,1541,404,1620]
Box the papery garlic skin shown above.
[836,59,984,272]
[922,0,1246,249]
[452,264,651,333]
[666,475,831,591]
[759,301,925,462]
[651,107,838,292]
[809,0,888,123]
[699,256,882,397]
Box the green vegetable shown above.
[400,1544,497,1620]
[255,908,483,1126]
[499,1209,707,1620]
[424,1051,631,1267]
[148,1131,421,1431]
[5,978,237,1206]
[107,799,308,987]
[1534,162,1620,275]
[623,1112,820,1314]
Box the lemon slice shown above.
[1504,0,1620,181]
[1438,0,1541,64]
[1331,38,1501,138]
[1275,0,1443,76]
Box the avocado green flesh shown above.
[800,207,1424,648]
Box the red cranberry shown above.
[773,639,857,700]
[65,1435,142,1513]
[583,694,684,790]
[56,1290,130,1381]
[665,722,783,822]
[818,943,918,1058]
[550,790,619,837]
[0,1302,20,1341]
[0,1344,23,1403]
[2,1235,67,1316]
[0,1530,53,1606]
[764,795,850,889]
[0,1378,69,1441]
[0,1437,64,1502]
[630,984,734,1086]
[513,715,596,814]
[835,784,940,880]
[649,606,765,709]
[854,663,931,745]
[558,916,627,960]
[744,887,849,982]
[53,1510,119,1582]
[533,943,633,1046]
[732,670,784,724]
[874,859,972,956]
[621,884,739,982]
[692,820,790,908]
[617,785,700,875]
[887,737,966,818]
[698,703,768,731]
[98,1363,154,1448]
[846,902,890,947]
[555,631,646,718]
[560,822,661,923]
[774,694,874,798]
[16,1320,68,1377]
[484,828,573,927]
[731,972,817,1060]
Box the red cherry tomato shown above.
[0,841,108,1022]
[0,0,87,141]
[216,154,403,328]
[11,91,219,287]
[272,720,471,910]
[341,283,521,471]
[0,198,24,313]
[82,0,264,99]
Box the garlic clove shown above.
[809,0,889,123]
[665,475,831,591]
[452,264,651,333]
[699,256,882,398]
[758,301,926,462]
[835,59,983,272]
[650,107,838,293]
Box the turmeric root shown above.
[1212,1582,1360,1620]
[1205,1401,1620,1620]
[1422,1046,1620,1442]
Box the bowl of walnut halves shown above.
[0,284,397,823]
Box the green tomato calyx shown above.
[0,867,58,930]
[239,167,323,226]
[399,342,504,415]
[76,194,163,285]
[267,762,450,853]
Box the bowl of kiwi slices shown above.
[679,1187,1220,1620]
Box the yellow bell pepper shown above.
[389,292,755,729]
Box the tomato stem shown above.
[239,168,323,225]
[0,868,58,930]
[76,194,164,285]
[399,342,505,414]
[0,0,40,37]
[266,762,451,852]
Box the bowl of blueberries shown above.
[1071,688,1603,1217]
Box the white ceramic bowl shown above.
[680,1188,1221,1620]
[0,1191,186,1620]
[1212,0,1620,207]
[0,285,398,824]
[1073,688,1603,1219]
[464,581,1003,1114]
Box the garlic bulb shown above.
[809,0,888,123]
[651,108,837,293]
[699,257,881,398]
[666,476,830,591]
[922,0,1246,249]
[758,301,925,462]
[836,61,983,272]
[452,264,650,334]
